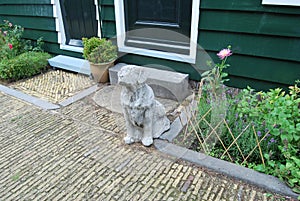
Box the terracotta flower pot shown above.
[89,60,115,83]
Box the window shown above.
[262,0,300,6]
[115,0,201,64]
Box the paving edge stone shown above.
[153,139,299,199]
[59,85,99,107]
[0,84,60,110]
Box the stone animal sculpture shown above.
[118,65,170,146]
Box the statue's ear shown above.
[137,68,147,84]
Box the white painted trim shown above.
[262,0,300,6]
[52,0,101,53]
[114,0,200,64]
[60,45,83,53]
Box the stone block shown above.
[109,63,191,102]
[48,55,91,75]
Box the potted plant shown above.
[82,37,118,83]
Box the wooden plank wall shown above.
[0,0,81,57]
[99,0,300,90]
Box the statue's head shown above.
[118,65,147,88]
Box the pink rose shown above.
[3,31,7,36]
[8,43,13,49]
[8,23,13,27]
[217,48,232,60]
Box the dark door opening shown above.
[124,0,193,54]
[60,0,98,47]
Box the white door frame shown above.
[114,0,200,64]
[51,0,102,53]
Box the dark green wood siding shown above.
[99,0,300,90]
[0,0,81,58]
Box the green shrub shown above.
[82,37,117,63]
[0,52,51,81]
[236,84,300,193]
[0,20,45,60]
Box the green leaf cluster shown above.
[236,84,300,193]
[0,52,51,81]
[82,37,117,64]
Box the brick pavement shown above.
[0,92,293,200]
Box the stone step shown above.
[48,55,91,75]
[109,63,191,102]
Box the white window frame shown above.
[114,0,200,64]
[262,0,300,6]
[51,0,102,53]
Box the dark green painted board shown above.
[198,30,300,62]
[44,42,83,58]
[102,22,116,38]
[101,5,115,21]
[0,0,50,5]
[227,75,292,91]
[0,16,55,31]
[99,0,114,6]
[201,0,300,15]
[0,5,53,17]
[199,51,300,85]
[227,55,300,85]
[23,29,58,43]
[200,10,300,38]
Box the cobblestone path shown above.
[0,92,293,200]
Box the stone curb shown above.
[0,84,60,110]
[59,84,99,107]
[153,139,299,199]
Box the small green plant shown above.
[82,37,117,63]
[236,83,300,193]
[0,20,45,60]
[0,20,23,59]
[0,52,51,81]
[199,46,232,148]
[194,45,299,193]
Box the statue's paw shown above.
[124,136,135,144]
[141,137,153,146]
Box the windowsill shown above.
[60,45,83,53]
[262,0,300,6]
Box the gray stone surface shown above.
[48,55,91,75]
[92,85,178,114]
[1,91,290,200]
[0,84,60,110]
[59,85,99,107]
[154,139,299,199]
[109,63,191,102]
[118,65,170,146]
[160,94,197,142]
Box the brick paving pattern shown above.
[0,92,294,200]
[11,70,96,103]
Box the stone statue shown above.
[118,65,170,146]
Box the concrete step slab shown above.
[48,55,91,75]
[109,63,191,102]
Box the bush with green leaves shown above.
[0,52,51,81]
[0,20,44,60]
[82,37,117,63]
[235,84,300,193]
[197,46,299,193]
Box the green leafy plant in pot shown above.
[82,37,118,83]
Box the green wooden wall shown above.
[0,0,81,58]
[99,0,300,90]
[0,0,299,90]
